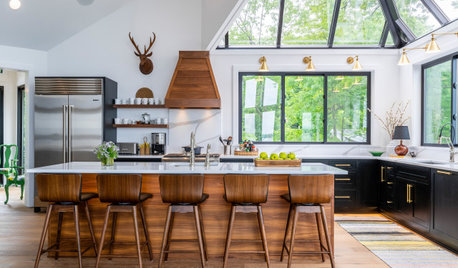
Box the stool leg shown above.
[95,206,111,268]
[320,206,335,268]
[198,206,208,261]
[287,206,298,268]
[159,205,173,268]
[223,205,236,268]
[139,202,153,261]
[164,210,174,261]
[83,201,98,256]
[194,205,206,268]
[55,212,64,260]
[280,204,292,262]
[132,205,143,268]
[73,205,83,268]
[315,212,325,262]
[257,205,270,268]
[108,212,117,260]
[34,204,53,268]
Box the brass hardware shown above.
[381,166,385,182]
[406,184,410,203]
[387,201,393,204]
[303,56,315,71]
[406,184,413,204]
[346,57,354,64]
[335,178,351,181]
[347,55,362,70]
[386,167,393,170]
[335,164,351,167]
[427,32,458,53]
[335,196,351,199]
[387,182,393,185]
[258,56,269,72]
[437,170,452,175]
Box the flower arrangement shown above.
[94,141,119,166]
[368,101,410,139]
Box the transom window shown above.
[221,0,455,49]
[239,72,371,143]
[422,53,458,146]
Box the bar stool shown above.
[280,175,335,268]
[223,174,270,268]
[34,174,98,268]
[95,174,153,268]
[158,174,208,268]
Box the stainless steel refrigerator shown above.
[34,77,117,167]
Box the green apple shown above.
[287,152,296,160]
[260,152,268,160]
[270,153,279,160]
[279,152,287,160]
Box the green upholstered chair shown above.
[1,145,24,204]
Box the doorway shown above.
[17,85,25,168]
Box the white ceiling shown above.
[0,0,129,50]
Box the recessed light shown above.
[9,0,21,10]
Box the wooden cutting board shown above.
[234,150,258,156]
[254,159,301,167]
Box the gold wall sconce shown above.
[303,56,316,71]
[347,56,362,70]
[398,45,428,65]
[426,32,458,53]
[258,56,269,72]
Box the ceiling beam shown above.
[380,22,389,47]
[327,0,341,48]
[276,0,286,48]
[378,0,412,47]
[421,0,449,25]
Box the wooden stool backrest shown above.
[96,174,142,203]
[36,173,82,202]
[159,174,204,204]
[288,175,333,204]
[224,174,269,204]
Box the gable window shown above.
[239,72,370,143]
[422,53,457,145]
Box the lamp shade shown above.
[393,126,410,140]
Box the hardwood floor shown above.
[0,187,387,267]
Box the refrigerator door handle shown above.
[62,105,68,163]
[68,105,74,162]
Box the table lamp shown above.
[393,126,410,156]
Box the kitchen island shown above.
[28,162,346,260]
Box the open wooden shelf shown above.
[113,124,168,128]
[113,104,167,109]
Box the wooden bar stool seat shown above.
[158,174,208,268]
[223,174,270,268]
[34,174,98,268]
[280,175,335,268]
[95,174,153,268]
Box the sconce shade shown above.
[306,61,315,71]
[398,51,410,65]
[426,37,440,53]
[259,56,269,72]
[353,58,362,70]
[393,126,410,140]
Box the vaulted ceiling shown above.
[0,0,128,50]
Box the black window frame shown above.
[238,71,371,144]
[421,52,458,146]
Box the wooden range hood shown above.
[165,51,221,109]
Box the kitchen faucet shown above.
[438,123,457,162]
[190,131,196,167]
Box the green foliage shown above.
[394,0,441,37]
[424,61,452,144]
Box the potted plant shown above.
[94,141,119,166]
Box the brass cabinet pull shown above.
[406,184,413,204]
[381,166,385,182]
[335,178,351,181]
[335,196,351,199]
[437,170,452,175]
[387,182,393,185]
[387,201,393,204]
[335,164,351,167]
[386,167,393,170]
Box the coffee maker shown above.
[151,133,166,155]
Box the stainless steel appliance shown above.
[118,142,138,155]
[33,77,117,210]
[151,133,166,155]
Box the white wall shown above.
[0,70,18,146]
[210,49,401,155]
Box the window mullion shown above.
[276,0,286,48]
[281,75,286,142]
[327,0,341,48]
[323,74,328,143]
[452,57,457,145]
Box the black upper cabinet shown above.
[431,170,458,251]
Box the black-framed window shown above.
[422,53,458,146]
[239,72,371,144]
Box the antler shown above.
[143,32,156,56]
[128,32,142,56]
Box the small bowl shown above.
[369,151,384,157]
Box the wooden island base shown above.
[47,174,334,261]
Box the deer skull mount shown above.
[128,32,156,75]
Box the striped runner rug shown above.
[336,215,458,268]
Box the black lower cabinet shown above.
[431,170,458,252]
[379,163,396,213]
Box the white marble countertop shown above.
[27,162,348,175]
[117,155,163,159]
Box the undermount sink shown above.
[170,162,220,167]
[414,160,447,165]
